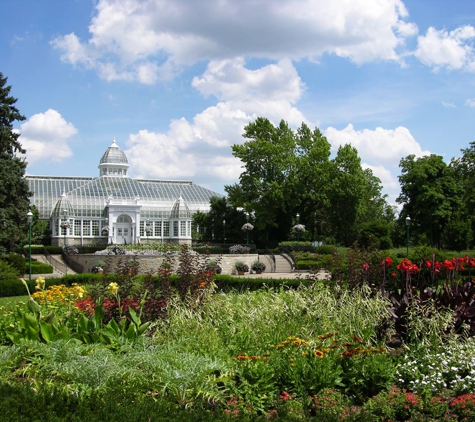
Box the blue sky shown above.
[1,0,475,206]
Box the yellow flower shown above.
[314,350,324,359]
[108,282,119,295]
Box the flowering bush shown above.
[62,245,78,255]
[450,393,475,420]
[235,261,249,272]
[241,223,254,232]
[292,224,305,233]
[32,283,86,305]
[395,340,475,395]
[251,261,266,272]
[229,244,250,254]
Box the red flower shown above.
[391,272,397,277]
[425,260,432,268]
[382,257,393,267]
[362,263,369,271]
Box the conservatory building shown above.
[26,140,222,246]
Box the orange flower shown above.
[314,350,324,358]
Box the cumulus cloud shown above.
[414,25,475,71]
[325,124,430,166]
[325,124,430,205]
[192,58,304,103]
[51,0,416,83]
[17,109,78,164]
[466,98,475,107]
[124,57,309,186]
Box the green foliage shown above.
[408,245,449,264]
[315,245,336,255]
[358,220,393,250]
[0,277,64,297]
[0,253,25,274]
[226,117,391,248]
[0,259,19,280]
[0,72,31,253]
[27,261,54,274]
[278,241,314,252]
[398,154,462,248]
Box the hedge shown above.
[25,262,54,274]
[0,277,64,297]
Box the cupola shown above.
[98,139,129,177]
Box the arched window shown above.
[117,214,132,223]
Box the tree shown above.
[192,197,246,244]
[226,118,298,246]
[397,154,461,249]
[226,117,391,247]
[0,72,31,252]
[326,144,367,246]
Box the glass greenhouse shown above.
[26,140,222,246]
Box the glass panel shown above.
[83,220,91,236]
[154,221,161,236]
[92,221,99,236]
[163,221,169,237]
[74,220,81,236]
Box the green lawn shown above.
[0,295,28,308]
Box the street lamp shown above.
[146,219,150,244]
[296,213,300,251]
[245,212,249,245]
[27,211,33,281]
[223,219,226,245]
[406,216,411,256]
[62,209,69,247]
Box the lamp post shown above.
[245,212,249,245]
[406,216,411,256]
[146,219,150,244]
[62,209,69,247]
[223,219,226,245]
[296,213,300,251]
[27,211,33,281]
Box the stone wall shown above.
[72,253,263,275]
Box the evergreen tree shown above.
[0,72,31,252]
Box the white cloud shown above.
[51,0,417,83]
[442,101,456,108]
[324,124,429,165]
[17,109,78,164]
[414,25,475,71]
[362,163,399,190]
[192,58,304,103]
[466,98,475,107]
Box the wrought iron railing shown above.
[61,250,85,274]
[43,246,69,274]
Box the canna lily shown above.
[108,282,119,296]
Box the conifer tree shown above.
[0,72,31,252]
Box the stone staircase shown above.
[273,255,293,273]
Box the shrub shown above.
[314,245,336,255]
[0,253,25,274]
[0,277,64,297]
[0,260,20,280]
[27,261,54,274]
[229,245,250,254]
